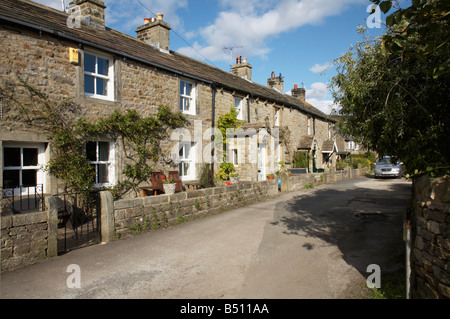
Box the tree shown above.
[331,0,449,177]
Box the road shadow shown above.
[271,179,412,279]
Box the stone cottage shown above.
[0,0,336,202]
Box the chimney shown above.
[68,0,106,30]
[231,56,252,81]
[267,72,284,93]
[291,83,306,101]
[136,13,171,51]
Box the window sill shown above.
[84,94,115,103]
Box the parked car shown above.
[374,156,402,179]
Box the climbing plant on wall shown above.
[2,76,188,198]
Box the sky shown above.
[32,0,392,115]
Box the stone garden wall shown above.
[1,211,48,272]
[113,180,278,238]
[410,175,450,299]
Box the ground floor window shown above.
[86,140,115,188]
[2,143,46,194]
[178,142,195,180]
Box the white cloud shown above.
[306,98,338,115]
[177,0,364,62]
[310,62,332,73]
[33,0,64,10]
[306,82,329,99]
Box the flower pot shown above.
[267,175,274,180]
[163,183,176,195]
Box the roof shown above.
[297,135,315,149]
[321,140,336,153]
[0,0,333,122]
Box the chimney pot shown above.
[271,72,275,79]
[294,84,298,89]
[136,12,171,51]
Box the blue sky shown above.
[33,0,391,114]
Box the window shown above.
[2,143,45,194]
[231,149,239,166]
[180,80,195,115]
[234,97,243,120]
[84,52,114,101]
[86,141,115,187]
[178,142,195,180]
[307,116,311,135]
[274,108,280,126]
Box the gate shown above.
[57,191,101,254]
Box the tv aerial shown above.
[223,45,243,70]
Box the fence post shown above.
[100,191,115,243]
[45,196,58,258]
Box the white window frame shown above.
[180,80,196,115]
[178,142,196,181]
[84,51,115,101]
[234,97,243,120]
[274,108,280,127]
[230,149,239,166]
[2,143,46,196]
[85,140,115,188]
[307,116,311,135]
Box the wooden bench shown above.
[140,172,165,196]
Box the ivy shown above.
[2,76,187,197]
[78,107,188,198]
[216,106,244,180]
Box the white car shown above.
[374,157,402,179]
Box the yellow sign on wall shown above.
[69,48,79,64]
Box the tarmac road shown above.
[0,176,412,299]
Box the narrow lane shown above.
[0,176,411,299]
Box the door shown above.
[257,143,266,181]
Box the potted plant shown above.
[266,173,275,180]
[162,176,176,195]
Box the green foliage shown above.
[293,151,309,169]
[76,106,187,197]
[216,162,236,181]
[304,183,314,189]
[199,163,215,188]
[348,154,372,169]
[5,78,187,196]
[217,106,245,160]
[331,0,450,177]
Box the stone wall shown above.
[410,175,450,299]
[113,180,278,238]
[1,211,48,272]
[281,167,368,193]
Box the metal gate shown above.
[57,191,101,255]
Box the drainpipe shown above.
[247,97,250,123]
[211,83,216,173]
[405,219,411,299]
